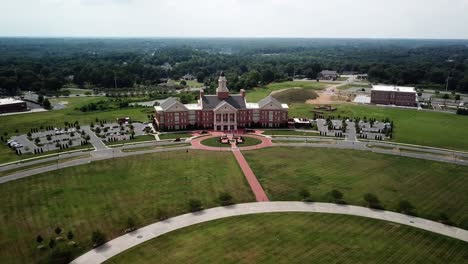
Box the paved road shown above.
[82,126,108,151]
[71,201,468,264]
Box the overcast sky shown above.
[2,0,468,39]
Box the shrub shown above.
[299,189,310,200]
[46,248,74,264]
[126,217,136,232]
[218,192,233,206]
[330,189,343,200]
[438,213,455,226]
[36,235,44,243]
[397,200,416,215]
[54,227,62,235]
[188,199,203,212]
[156,208,169,221]
[91,230,106,248]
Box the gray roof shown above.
[258,95,282,108]
[201,95,246,110]
[160,97,179,110]
[320,70,338,75]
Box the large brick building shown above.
[0,98,28,114]
[370,85,417,107]
[154,72,289,131]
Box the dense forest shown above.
[1,38,468,96]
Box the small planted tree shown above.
[67,231,74,240]
[188,199,203,212]
[91,230,106,248]
[330,189,345,204]
[363,193,383,209]
[49,239,56,249]
[156,208,168,221]
[126,217,136,232]
[397,200,416,215]
[299,189,311,202]
[218,192,233,206]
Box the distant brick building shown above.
[318,70,338,80]
[154,72,289,131]
[0,98,28,114]
[370,85,417,106]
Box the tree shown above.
[43,99,52,110]
[188,199,203,212]
[47,248,74,264]
[38,94,44,104]
[91,230,106,247]
[35,137,40,144]
[36,235,44,243]
[180,80,187,86]
[299,189,310,200]
[55,226,62,235]
[442,93,449,99]
[218,192,233,206]
[455,94,461,101]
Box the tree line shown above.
[1,38,468,96]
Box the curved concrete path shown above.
[71,202,468,264]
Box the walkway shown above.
[71,202,468,264]
[232,148,269,202]
[191,133,271,202]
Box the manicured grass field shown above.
[246,81,329,102]
[0,150,254,264]
[0,97,153,135]
[244,147,468,228]
[158,132,192,140]
[271,88,318,103]
[288,103,468,151]
[201,136,263,148]
[105,213,468,264]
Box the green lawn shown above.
[0,97,153,136]
[288,103,468,151]
[244,147,468,228]
[158,132,192,140]
[246,81,329,102]
[271,88,318,104]
[0,150,254,264]
[105,213,468,264]
[61,88,94,95]
[201,137,263,148]
[105,135,155,146]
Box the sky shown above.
[1,0,468,39]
